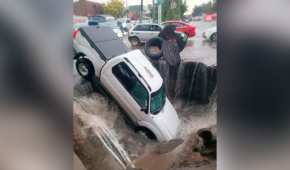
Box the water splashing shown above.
[74,97,135,169]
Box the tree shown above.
[192,1,217,17]
[161,0,187,21]
[103,0,125,18]
[149,4,158,21]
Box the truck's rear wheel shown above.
[76,58,94,81]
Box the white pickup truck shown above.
[73,26,180,141]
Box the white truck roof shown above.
[118,50,163,93]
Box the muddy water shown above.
[74,95,135,170]
[151,60,216,105]
[74,72,216,170]
[74,79,157,160]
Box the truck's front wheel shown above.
[76,58,94,81]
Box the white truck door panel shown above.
[100,59,146,123]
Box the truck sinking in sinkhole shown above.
[73,26,180,141]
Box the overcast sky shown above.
[73,0,212,14]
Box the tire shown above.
[137,127,157,140]
[144,37,163,60]
[129,37,140,47]
[210,33,217,42]
[76,58,95,81]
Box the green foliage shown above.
[161,0,187,21]
[149,4,158,21]
[103,0,125,18]
[192,1,217,17]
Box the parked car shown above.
[99,21,124,38]
[182,16,192,23]
[88,14,115,23]
[73,26,180,141]
[202,26,217,42]
[161,20,196,37]
[128,23,163,46]
[192,16,203,21]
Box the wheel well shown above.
[74,52,86,60]
[137,126,157,140]
[76,57,95,73]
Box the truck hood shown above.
[152,98,180,141]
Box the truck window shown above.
[150,84,166,114]
[112,62,148,109]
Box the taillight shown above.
[73,29,79,39]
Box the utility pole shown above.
[158,1,162,24]
[140,0,143,23]
[152,0,155,23]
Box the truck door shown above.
[104,61,149,122]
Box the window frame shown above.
[133,24,151,31]
[150,25,162,32]
[112,62,150,113]
[150,84,166,114]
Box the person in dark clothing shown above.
[159,25,177,40]
[159,25,181,66]
[158,25,181,100]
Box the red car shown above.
[161,20,196,37]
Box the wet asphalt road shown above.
[181,21,216,66]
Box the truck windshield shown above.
[150,84,166,114]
